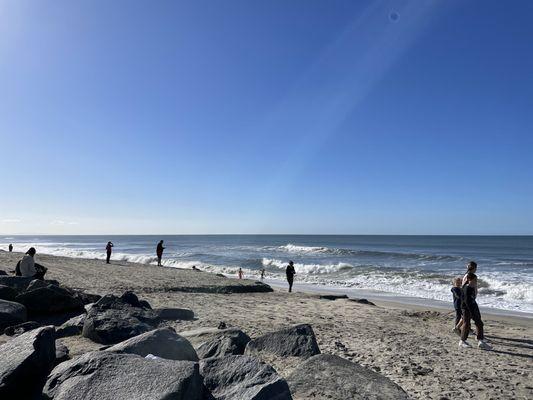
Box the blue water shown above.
[2,235,532,313]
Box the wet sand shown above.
[1,251,532,399]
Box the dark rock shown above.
[106,327,198,361]
[0,299,27,330]
[138,299,152,309]
[56,314,86,338]
[245,324,320,359]
[82,294,161,344]
[0,284,17,301]
[15,284,84,314]
[154,307,194,321]
[120,291,145,308]
[43,351,203,400]
[55,341,70,364]
[4,321,41,336]
[218,321,227,329]
[26,279,51,291]
[0,270,7,276]
[0,326,56,399]
[349,298,376,306]
[0,276,34,292]
[181,327,251,359]
[318,294,349,300]
[200,355,292,400]
[71,290,101,305]
[287,354,409,400]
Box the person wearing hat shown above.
[18,247,47,279]
[286,261,296,292]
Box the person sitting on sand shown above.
[8,243,13,252]
[18,247,47,280]
[459,272,491,350]
[451,277,463,334]
[286,261,296,292]
[156,240,165,266]
[238,267,243,279]
[105,241,114,264]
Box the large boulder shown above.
[200,355,292,400]
[0,326,56,399]
[106,327,198,361]
[56,314,86,338]
[0,276,35,292]
[15,284,84,314]
[4,321,41,336]
[0,299,27,330]
[0,284,17,301]
[245,324,320,359]
[287,354,409,400]
[43,351,203,400]
[181,327,251,359]
[154,307,194,321]
[82,293,161,344]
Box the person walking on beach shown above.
[462,261,478,295]
[8,244,13,252]
[459,272,491,350]
[286,261,296,292]
[156,240,165,266]
[260,268,265,280]
[18,247,47,279]
[238,268,244,279]
[451,277,463,334]
[105,241,114,264]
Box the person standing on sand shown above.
[462,261,478,296]
[459,272,491,350]
[8,244,13,252]
[156,240,165,266]
[260,268,265,280]
[105,241,114,264]
[238,267,243,279]
[286,261,296,292]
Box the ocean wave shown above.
[262,258,355,274]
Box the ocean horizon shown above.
[2,234,532,314]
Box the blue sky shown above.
[0,0,532,235]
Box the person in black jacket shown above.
[459,273,491,350]
[286,261,296,292]
[451,277,463,334]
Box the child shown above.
[459,272,491,350]
[451,277,463,335]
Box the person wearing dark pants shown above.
[459,272,491,350]
[156,240,165,266]
[106,241,114,264]
[286,261,296,292]
[451,277,463,335]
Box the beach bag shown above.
[15,260,21,276]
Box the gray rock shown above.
[56,314,86,338]
[245,324,320,359]
[349,298,376,306]
[200,355,292,400]
[155,307,195,321]
[55,341,70,364]
[0,299,27,330]
[0,284,17,301]
[15,284,84,314]
[318,294,348,300]
[4,320,41,336]
[181,327,250,359]
[82,293,161,344]
[43,351,203,400]
[71,291,101,305]
[0,276,34,292]
[0,326,56,399]
[26,279,51,291]
[287,354,409,400]
[0,270,7,276]
[106,327,198,361]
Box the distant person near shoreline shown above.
[238,267,243,279]
[105,241,114,264]
[8,243,13,252]
[16,247,47,279]
[156,240,165,266]
[286,261,296,292]
[260,268,265,280]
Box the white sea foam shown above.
[262,258,354,274]
[280,243,330,254]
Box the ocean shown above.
[2,235,532,314]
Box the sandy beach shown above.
[1,250,532,400]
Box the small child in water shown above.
[451,277,463,335]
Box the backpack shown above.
[15,260,22,276]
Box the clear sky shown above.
[0,0,532,235]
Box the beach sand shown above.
[1,251,532,399]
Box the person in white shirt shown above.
[18,247,47,279]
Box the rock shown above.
[43,351,203,400]
[287,354,409,400]
[106,327,198,361]
[4,321,41,336]
[180,327,250,359]
[245,324,320,359]
[218,321,227,329]
[56,314,86,338]
[0,284,17,301]
[200,355,292,400]
[120,291,147,308]
[0,299,27,330]
[138,299,152,309]
[15,284,84,314]
[55,341,70,364]
[0,326,56,399]
[71,290,101,305]
[0,276,35,292]
[349,298,376,306]
[318,294,348,300]
[154,307,195,321]
[0,270,7,276]
[82,293,161,344]
[26,279,52,291]
[84,303,95,312]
